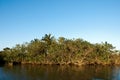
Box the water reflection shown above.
[0,65,120,80]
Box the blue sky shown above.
[0,0,120,50]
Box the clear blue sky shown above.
[0,0,120,50]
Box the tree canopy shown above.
[0,34,119,65]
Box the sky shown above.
[0,0,120,50]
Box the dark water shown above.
[0,64,120,80]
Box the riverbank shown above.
[4,58,120,66]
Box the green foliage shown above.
[0,34,118,65]
[42,34,54,46]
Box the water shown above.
[0,65,120,80]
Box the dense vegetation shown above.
[0,34,120,66]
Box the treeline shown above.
[0,34,120,66]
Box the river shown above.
[0,64,120,80]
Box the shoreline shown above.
[2,61,118,67]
